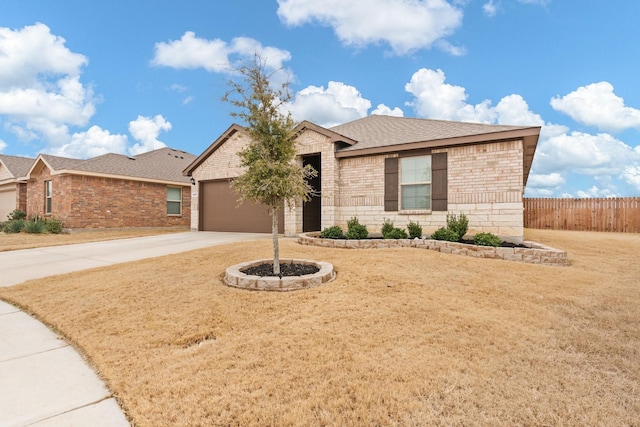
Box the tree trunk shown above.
[271,206,280,275]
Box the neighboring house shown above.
[24,147,196,230]
[0,154,34,220]
[184,115,540,242]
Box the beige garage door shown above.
[0,188,17,221]
[200,179,283,233]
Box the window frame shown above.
[44,180,52,214]
[399,154,432,212]
[166,186,182,216]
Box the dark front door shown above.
[303,154,321,232]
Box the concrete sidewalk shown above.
[0,231,269,426]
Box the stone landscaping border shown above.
[224,258,336,291]
[297,233,569,266]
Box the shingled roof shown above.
[33,147,196,185]
[0,154,35,180]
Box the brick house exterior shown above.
[25,148,195,230]
[0,154,32,220]
[185,115,540,243]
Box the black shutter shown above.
[384,157,398,211]
[432,152,448,211]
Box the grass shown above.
[0,228,186,252]
[0,229,639,426]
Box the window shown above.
[167,187,182,215]
[44,180,52,214]
[400,155,431,210]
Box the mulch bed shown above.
[242,262,320,277]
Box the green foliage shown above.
[430,227,460,242]
[3,219,25,233]
[446,213,469,241]
[45,217,64,234]
[320,225,344,239]
[345,217,368,240]
[384,227,408,239]
[381,218,394,237]
[7,209,27,221]
[474,232,502,247]
[23,218,47,234]
[407,221,423,239]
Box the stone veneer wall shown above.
[297,233,569,266]
[333,140,526,242]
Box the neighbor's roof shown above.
[30,147,196,185]
[0,154,35,180]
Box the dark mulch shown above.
[242,262,319,277]
[459,239,528,248]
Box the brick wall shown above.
[27,166,190,229]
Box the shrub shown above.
[45,217,64,234]
[430,226,460,242]
[407,221,423,239]
[381,218,395,237]
[320,225,344,239]
[384,227,408,239]
[474,232,502,247]
[3,219,25,233]
[7,209,27,221]
[446,213,468,241]
[23,218,47,234]
[345,216,368,240]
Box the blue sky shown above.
[1,0,639,197]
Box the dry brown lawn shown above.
[1,229,639,426]
[0,228,186,252]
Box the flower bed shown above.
[297,233,569,266]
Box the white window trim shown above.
[167,186,182,216]
[45,180,52,214]
[399,155,432,212]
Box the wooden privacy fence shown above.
[524,197,640,233]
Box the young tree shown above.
[223,57,316,275]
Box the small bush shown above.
[446,213,468,241]
[474,232,502,247]
[3,219,25,233]
[384,227,408,239]
[407,221,423,239]
[23,218,47,234]
[345,216,368,240]
[45,217,64,234]
[320,225,345,239]
[7,209,27,221]
[381,218,395,237]
[430,227,460,242]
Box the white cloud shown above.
[620,166,640,192]
[52,125,129,159]
[483,0,498,17]
[151,32,291,73]
[405,68,544,126]
[128,115,171,155]
[550,81,640,133]
[277,0,464,55]
[576,186,617,199]
[527,172,565,189]
[0,139,6,152]
[371,104,404,117]
[0,24,97,150]
[286,81,372,127]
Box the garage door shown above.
[200,179,284,233]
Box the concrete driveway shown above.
[0,231,270,287]
[0,231,269,426]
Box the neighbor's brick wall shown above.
[27,166,190,229]
[333,139,526,242]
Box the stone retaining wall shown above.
[297,233,569,266]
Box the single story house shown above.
[0,154,33,220]
[184,115,540,243]
[23,147,196,230]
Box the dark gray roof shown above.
[40,147,196,184]
[330,115,536,153]
[0,154,35,178]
